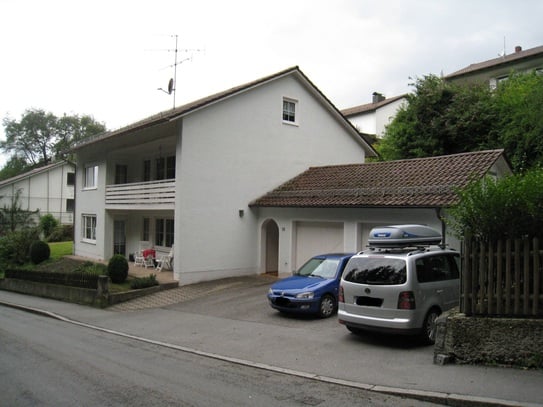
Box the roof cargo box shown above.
[368,224,442,247]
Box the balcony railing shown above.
[105,180,175,209]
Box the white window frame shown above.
[82,214,97,243]
[84,164,98,190]
[282,98,298,125]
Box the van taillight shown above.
[397,291,416,309]
[338,286,344,303]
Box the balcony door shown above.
[113,220,126,256]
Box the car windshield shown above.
[343,257,407,285]
[295,258,340,279]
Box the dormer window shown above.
[282,98,298,124]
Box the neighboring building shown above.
[0,160,75,226]
[341,92,407,139]
[342,44,543,139]
[250,149,511,271]
[445,44,543,88]
[72,66,377,284]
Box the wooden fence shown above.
[462,237,542,317]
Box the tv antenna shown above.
[157,34,203,109]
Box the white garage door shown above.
[295,221,344,270]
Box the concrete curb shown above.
[1,299,538,407]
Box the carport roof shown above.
[250,149,508,208]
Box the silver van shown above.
[338,225,460,344]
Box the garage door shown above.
[295,221,344,269]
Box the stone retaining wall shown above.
[0,278,174,308]
[434,309,543,369]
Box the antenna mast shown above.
[157,34,203,109]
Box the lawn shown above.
[0,241,133,292]
[49,241,74,260]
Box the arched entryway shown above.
[262,219,279,275]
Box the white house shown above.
[0,160,75,226]
[72,66,377,284]
[341,92,407,139]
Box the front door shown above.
[113,220,126,256]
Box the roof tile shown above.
[250,150,505,208]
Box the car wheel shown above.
[318,295,336,318]
[420,308,441,345]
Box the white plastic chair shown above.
[156,246,174,272]
[134,241,151,266]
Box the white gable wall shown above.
[0,162,75,225]
[175,75,368,284]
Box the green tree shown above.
[0,189,38,235]
[1,108,106,166]
[0,156,31,182]
[378,75,496,160]
[493,71,543,172]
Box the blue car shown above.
[267,253,355,318]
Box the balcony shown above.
[105,180,175,210]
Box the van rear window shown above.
[343,258,407,285]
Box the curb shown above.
[0,300,539,407]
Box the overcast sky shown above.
[1,0,542,166]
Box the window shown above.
[84,165,98,189]
[156,158,165,180]
[115,164,128,184]
[416,255,460,283]
[67,172,75,186]
[155,218,174,247]
[156,156,176,181]
[282,99,297,123]
[166,156,176,179]
[142,218,150,241]
[82,214,97,242]
[143,160,151,182]
[66,199,75,212]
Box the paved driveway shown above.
[116,274,429,349]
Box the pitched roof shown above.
[445,45,543,79]
[0,160,74,188]
[73,66,377,156]
[341,94,407,117]
[250,150,506,208]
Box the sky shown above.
[1,0,542,167]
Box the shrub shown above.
[0,228,40,267]
[448,168,543,241]
[47,224,74,242]
[130,274,159,289]
[29,240,51,264]
[74,261,108,276]
[107,254,129,284]
[39,214,59,240]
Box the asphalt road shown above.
[0,306,441,407]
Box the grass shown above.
[1,241,134,292]
[49,241,74,260]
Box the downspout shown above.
[435,207,446,246]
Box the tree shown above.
[493,71,543,172]
[377,72,543,172]
[1,108,106,166]
[0,189,38,235]
[378,75,496,161]
[0,156,31,182]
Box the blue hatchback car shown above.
[267,253,355,318]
